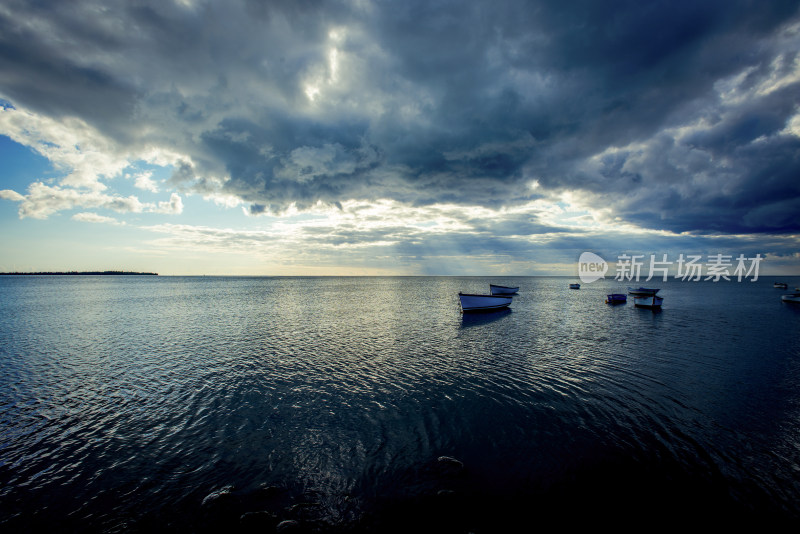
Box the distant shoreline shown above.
[0,271,158,276]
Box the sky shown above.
[1,0,799,276]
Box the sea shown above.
[1,275,799,532]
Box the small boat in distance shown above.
[606,294,627,304]
[634,295,663,309]
[489,284,519,295]
[774,282,788,289]
[781,293,800,303]
[628,287,660,296]
[569,283,580,289]
[458,293,513,313]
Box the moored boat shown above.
[458,292,513,312]
[628,287,660,296]
[774,282,788,289]
[569,283,580,289]
[634,295,663,309]
[606,293,627,304]
[781,293,800,303]
[489,284,519,295]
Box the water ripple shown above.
[1,276,799,530]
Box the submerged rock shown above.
[201,485,236,508]
[436,456,465,476]
[276,519,302,532]
[198,485,242,531]
[240,510,279,530]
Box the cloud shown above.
[0,189,25,202]
[0,0,798,237]
[154,193,184,214]
[568,74,800,234]
[142,223,282,256]
[72,212,126,225]
[0,107,128,191]
[1,182,183,219]
[138,205,799,275]
[7,183,145,219]
[144,197,568,258]
[275,142,379,184]
[132,171,159,192]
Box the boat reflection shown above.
[460,307,512,328]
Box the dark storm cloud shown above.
[575,81,800,234]
[0,4,136,129]
[1,0,799,234]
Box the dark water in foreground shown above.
[1,275,799,532]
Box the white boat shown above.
[774,282,788,289]
[489,284,519,295]
[781,293,800,303]
[634,295,663,309]
[569,283,580,289]
[458,292,513,312]
[628,286,660,296]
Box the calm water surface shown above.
[1,276,799,531]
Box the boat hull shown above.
[781,293,800,303]
[774,283,788,289]
[459,293,513,312]
[606,294,627,304]
[489,284,519,295]
[634,295,663,308]
[569,284,580,289]
[628,287,660,296]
